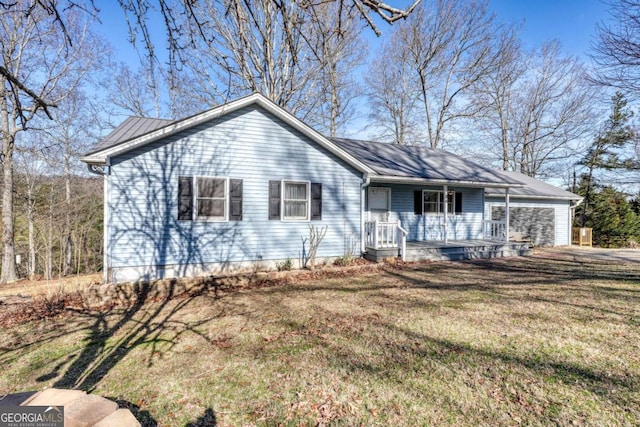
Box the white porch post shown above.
[505,187,510,242]
[373,219,379,249]
[443,184,448,243]
[360,185,365,252]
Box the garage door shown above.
[492,206,555,246]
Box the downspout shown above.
[360,172,370,253]
[505,187,510,242]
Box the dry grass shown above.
[0,273,102,298]
[1,248,639,426]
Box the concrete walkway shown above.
[3,388,140,427]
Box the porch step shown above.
[365,241,532,263]
[405,242,532,262]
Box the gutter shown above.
[360,173,370,253]
[369,175,525,189]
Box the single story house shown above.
[81,93,580,283]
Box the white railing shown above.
[484,220,507,241]
[365,220,409,261]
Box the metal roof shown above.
[332,137,523,187]
[88,116,175,154]
[485,170,582,200]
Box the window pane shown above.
[198,199,225,217]
[424,192,439,213]
[198,178,225,198]
[446,192,454,213]
[285,183,307,200]
[285,201,307,218]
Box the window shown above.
[283,181,309,220]
[422,190,460,214]
[178,176,243,221]
[269,180,322,221]
[197,177,227,220]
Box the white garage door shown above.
[492,206,555,246]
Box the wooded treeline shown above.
[13,173,103,279]
[2,0,640,283]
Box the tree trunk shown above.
[0,133,17,284]
[63,150,72,275]
[27,187,36,278]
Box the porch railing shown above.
[365,220,408,261]
[483,220,507,241]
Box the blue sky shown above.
[488,0,609,58]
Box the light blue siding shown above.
[367,184,485,241]
[484,197,571,246]
[106,105,362,279]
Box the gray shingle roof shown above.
[331,137,523,186]
[485,170,581,200]
[88,116,174,154]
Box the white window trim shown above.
[368,187,391,211]
[423,190,457,215]
[281,180,310,221]
[195,176,229,222]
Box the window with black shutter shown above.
[455,192,463,215]
[229,179,243,221]
[269,180,281,220]
[414,190,423,215]
[311,183,322,220]
[178,176,193,220]
[178,176,240,221]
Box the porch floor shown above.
[365,239,532,262]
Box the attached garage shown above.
[485,171,582,247]
[491,205,555,246]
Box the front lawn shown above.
[1,248,639,426]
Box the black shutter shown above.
[414,190,423,215]
[178,176,193,220]
[269,180,281,220]
[311,183,322,220]
[229,179,243,221]
[455,192,462,214]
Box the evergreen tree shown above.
[590,186,640,247]
[578,92,635,226]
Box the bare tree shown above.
[176,0,324,116]
[0,4,101,284]
[37,89,98,275]
[366,35,422,145]
[2,1,421,114]
[472,40,597,177]
[15,149,47,278]
[591,0,640,96]
[107,63,162,118]
[511,42,595,177]
[398,0,502,148]
[471,28,526,170]
[302,2,366,136]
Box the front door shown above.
[368,187,391,221]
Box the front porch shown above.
[364,239,533,262]
[363,219,532,262]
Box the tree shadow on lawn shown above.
[12,278,240,426]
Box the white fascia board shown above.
[81,93,374,174]
[485,192,583,201]
[370,175,525,188]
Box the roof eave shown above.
[81,93,374,174]
[486,192,583,201]
[370,175,525,188]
